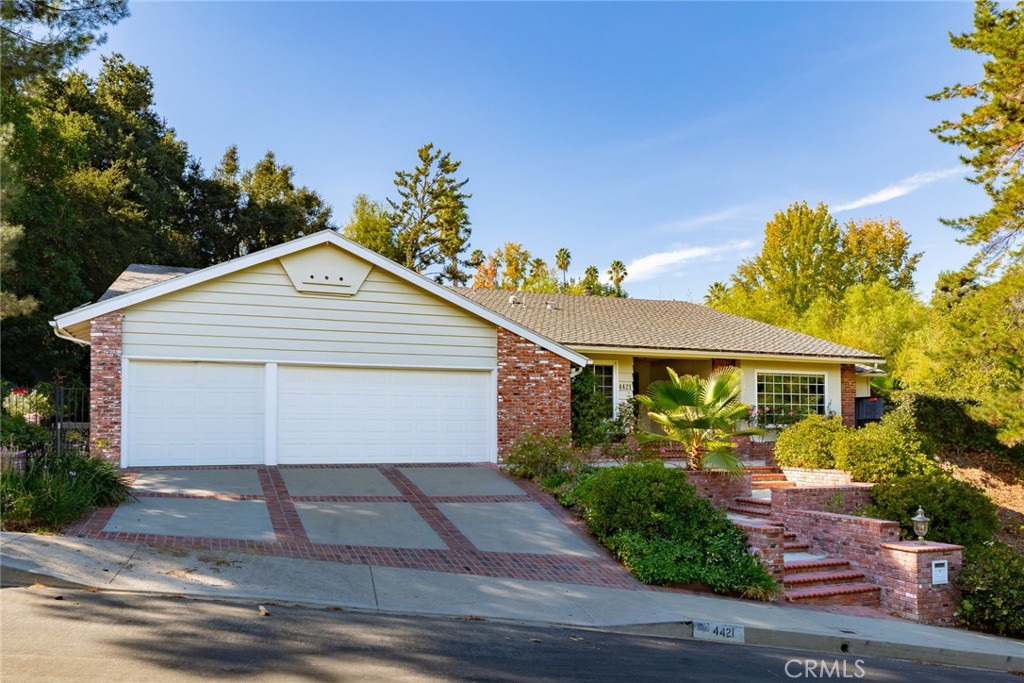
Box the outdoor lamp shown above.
[911,506,930,544]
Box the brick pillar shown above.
[878,542,963,625]
[840,363,856,427]
[89,311,123,462]
[496,327,572,457]
[711,358,737,371]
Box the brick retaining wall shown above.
[771,485,873,516]
[687,471,752,507]
[780,467,854,487]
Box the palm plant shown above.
[555,247,571,288]
[636,367,763,472]
[607,259,627,296]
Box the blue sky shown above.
[80,1,987,300]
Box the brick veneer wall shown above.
[89,311,123,462]
[840,363,856,427]
[878,542,963,625]
[733,520,786,578]
[687,471,752,507]
[496,327,572,457]
[783,509,901,573]
[779,507,964,624]
[771,485,874,516]
[780,468,854,487]
[732,435,776,463]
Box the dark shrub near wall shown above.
[570,462,778,598]
[865,473,999,548]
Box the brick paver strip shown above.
[64,464,642,590]
[258,467,312,545]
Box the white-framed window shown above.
[593,364,616,418]
[756,371,826,421]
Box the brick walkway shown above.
[65,464,641,590]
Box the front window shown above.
[756,372,826,424]
[593,365,615,418]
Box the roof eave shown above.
[50,230,588,366]
[567,344,884,365]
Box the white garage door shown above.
[277,366,491,464]
[127,361,264,467]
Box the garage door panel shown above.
[278,366,491,464]
[128,361,263,467]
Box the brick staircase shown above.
[745,464,796,491]
[726,483,881,608]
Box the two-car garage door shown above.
[127,361,492,467]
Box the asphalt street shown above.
[1,585,1018,683]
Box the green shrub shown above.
[504,432,577,481]
[567,461,778,598]
[833,410,937,483]
[0,451,133,530]
[957,543,1024,638]
[773,414,847,469]
[891,391,1004,455]
[0,413,51,451]
[576,461,700,539]
[571,369,613,449]
[2,388,55,420]
[865,472,999,548]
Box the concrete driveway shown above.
[66,464,637,588]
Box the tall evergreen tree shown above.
[930,0,1024,266]
[388,143,472,284]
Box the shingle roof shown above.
[97,264,882,362]
[455,289,883,361]
[98,264,196,302]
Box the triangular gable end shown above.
[50,230,588,366]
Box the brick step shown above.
[726,504,773,518]
[750,473,787,482]
[784,569,866,588]
[784,583,881,607]
[783,558,851,575]
[733,496,772,508]
[783,531,797,540]
[751,481,796,489]
[784,541,810,552]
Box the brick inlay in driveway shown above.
[66,464,642,590]
[294,502,447,549]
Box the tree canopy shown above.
[387,143,472,285]
[930,0,1024,266]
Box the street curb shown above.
[605,622,1024,673]
[4,561,1021,674]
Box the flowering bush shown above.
[2,388,55,421]
[747,405,805,430]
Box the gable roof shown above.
[456,289,883,363]
[98,264,196,302]
[51,231,589,366]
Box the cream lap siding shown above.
[120,260,497,369]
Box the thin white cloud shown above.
[655,206,750,234]
[627,240,755,283]
[833,167,961,212]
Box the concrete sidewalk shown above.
[1,531,1021,672]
